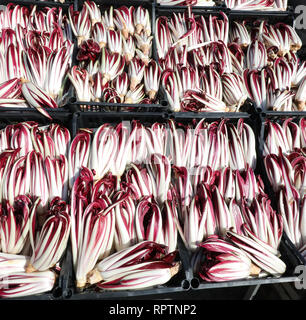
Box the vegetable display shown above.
[156,10,305,112]
[0,0,304,299]
[0,122,70,297]
[0,4,74,118]
[68,2,161,106]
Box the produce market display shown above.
[156,9,305,112]
[68,2,162,107]
[0,0,305,300]
[0,4,74,118]
[263,118,306,258]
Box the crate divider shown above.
[55,242,75,300]
[68,99,169,113]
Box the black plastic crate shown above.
[255,114,306,265]
[60,239,191,300]
[0,112,74,301]
[0,2,76,114]
[262,111,306,119]
[186,204,303,292]
[69,0,170,113]
[0,108,73,130]
[228,9,301,115]
[152,7,300,116]
[153,7,260,116]
[67,96,169,114]
[160,114,304,291]
[65,112,203,298]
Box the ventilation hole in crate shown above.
[52,287,63,299]
[190,278,200,289]
[69,97,77,104]
[181,279,191,290]
[63,289,73,299]
[161,100,168,107]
